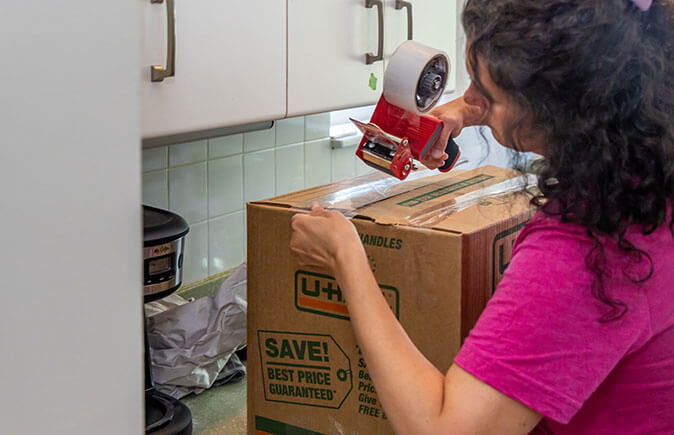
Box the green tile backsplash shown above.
[141,112,375,285]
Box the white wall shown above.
[0,1,143,434]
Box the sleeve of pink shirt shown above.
[454,213,651,424]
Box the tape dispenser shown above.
[352,41,460,180]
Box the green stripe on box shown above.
[397,174,495,207]
[255,416,325,435]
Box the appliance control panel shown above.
[144,253,183,285]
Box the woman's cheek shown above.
[489,106,511,146]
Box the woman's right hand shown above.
[422,97,487,170]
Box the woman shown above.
[290,0,674,433]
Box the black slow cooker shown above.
[143,205,189,302]
[143,205,192,435]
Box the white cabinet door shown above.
[141,0,286,140]
[384,0,458,92]
[287,0,385,117]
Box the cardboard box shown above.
[247,166,536,435]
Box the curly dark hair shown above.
[462,0,674,320]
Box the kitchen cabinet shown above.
[287,0,385,117]
[384,0,458,92]
[141,0,286,141]
[142,0,461,141]
[287,0,458,117]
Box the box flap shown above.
[255,165,536,234]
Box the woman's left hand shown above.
[290,202,364,275]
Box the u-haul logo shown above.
[491,222,527,294]
[295,270,399,320]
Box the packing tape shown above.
[383,40,449,114]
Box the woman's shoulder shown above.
[513,210,591,253]
[512,207,674,283]
[516,207,674,248]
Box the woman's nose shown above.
[463,83,483,107]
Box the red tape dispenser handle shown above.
[438,135,461,172]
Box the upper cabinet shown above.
[384,0,458,92]
[141,0,286,141]
[141,0,459,140]
[287,0,458,118]
[287,0,385,117]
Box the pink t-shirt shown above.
[454,210,674,434]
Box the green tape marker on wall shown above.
[368,73,378,91]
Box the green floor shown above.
[181,369,247,434]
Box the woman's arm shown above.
[334,246,448,434]
[290,204,541,435]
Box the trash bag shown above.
[146,263,247,399]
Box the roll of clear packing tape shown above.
[383,40,450,115]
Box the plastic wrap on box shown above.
[402,174,538,226]
[281,167,535,227]
[283,167,459,217]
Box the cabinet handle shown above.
[395,0,413,40]
[365,0,383,65]
[150,0,176,82]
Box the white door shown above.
[142,0,286,140]
[287,0,385,117]
[384,0,458,92]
